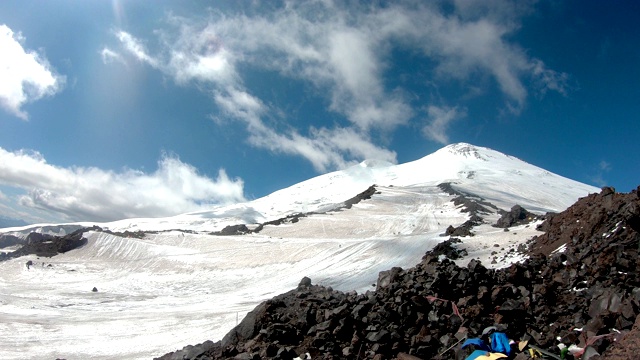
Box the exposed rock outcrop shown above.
[155,186,640,360]
[0,233,23,248]
[343,185,378,209]
[494,205,539,228]
[437,183,498,216]
[213,224,252,236]
[429,237,468,260]
[215,186,379,235]
[445,215,483,237]
[0,227,96,261]
[528,186,640,257]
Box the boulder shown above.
[495,205,536,228]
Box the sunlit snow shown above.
[0,144,598,359]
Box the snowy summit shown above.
[0,143,598,360]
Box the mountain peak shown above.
[0,141,602,360]
[441,142,489,161]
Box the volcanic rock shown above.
[0,228,91,261]
[429,238,468,260]
[156,186,640,360]
[214,225,251,236]
[495,205,538,228]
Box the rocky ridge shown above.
[156,186,640,360]
[0,227,92,261]
[212,185,380,236]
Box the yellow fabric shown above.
[528,348,543,358]
[518,340,528,351]
[476,353,508,359]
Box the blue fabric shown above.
[463,332,512,357]
[461,338,491,351]
[465,350,489,360]
[489,332,511,355]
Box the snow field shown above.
[0,187,465,359]
[0,144,598,359]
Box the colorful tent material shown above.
[488,332,511,356]
[461,338,491,351]
[478,353,508,360]
[465,350,491,360]
[462,331,513,360]
[465,350,508,360]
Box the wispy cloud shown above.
[422,105,467,145]
[115,30,159,68]
[105,1,567,170]
[0,147,245,222]
[530,59,569,97]
[590,160,612,187]
[0,24,65,120]
[99,47,126,66]
[213,88,396,172]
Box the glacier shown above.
[0,143,598,360]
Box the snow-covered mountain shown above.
[0,143,598,360]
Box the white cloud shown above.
[599,160,611,172]
[249,126,398,172]
[100,47,126,65]
[164,23,238,86]
[0,24,65,120]
[106,2,568,171]
[114,27,237,86]
[0,147,245,222]
[369,2,566,113]
[590,173,607,188]
[214,88,396,172]
[389,10,531,111]
[214,88,266,129]
[589,160,611,187]
[307,127,398,169]
[422,105,466,145]
[171,49,235,85]
[530,59,569,97]
[205,8,414,131]
[115,30,159,68]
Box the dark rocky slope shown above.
[0,227,93,261]
[155,186,640,360]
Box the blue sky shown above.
[0,0,638,224]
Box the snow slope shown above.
[0,143,598,359]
